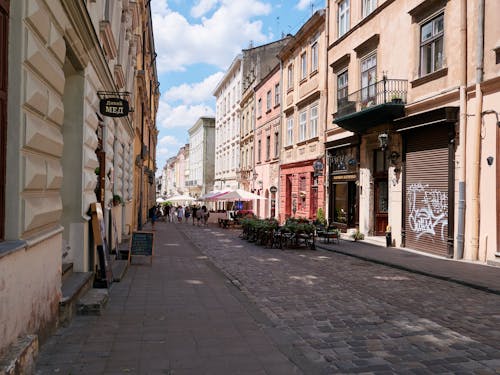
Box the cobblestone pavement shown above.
[178,223,500,374]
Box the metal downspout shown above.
[456,0,467,259]
[467,0,485,260]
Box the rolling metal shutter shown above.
[404,126,450,257]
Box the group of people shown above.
[149,204,210,228]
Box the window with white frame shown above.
[420,13,444,76]
[300,52,307,80]
[287,64,294,89]
[286,116,294,146]
[337,70,348,107]
[309,104,318,138]
[274,131,279,157]
[299,110,307,142]
[257,140,261,162]
[274,83,280,106]
[362,0,376,18]
[266,135,270,160]
[311,40,319,72]
[338,0,350,37]
[361,53,377,102]
[266,90,272,111]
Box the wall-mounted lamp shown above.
[389,151,400,164]
[487,156,494,166]
[378,132,389,151]
[313,158,324,177]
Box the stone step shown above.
[59,271,93,326]
[77,288,109,316]
[0,335,38,375]
[111,259,129,282]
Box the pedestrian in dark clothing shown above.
[149,206,157,230]
[191,206,198,225]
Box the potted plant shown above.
[112,194,122,206]
[352,229,364,241]
[391,94,403,104]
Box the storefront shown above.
[396,107,457,257]
[326,137,359,230]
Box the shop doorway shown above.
[330,181,357,229]
[373,150,388,235]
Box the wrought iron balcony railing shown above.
[336,78,408,118]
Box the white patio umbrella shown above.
[212,188,267,202]
[156,197,166,203]
[166,194,196,202]
[198,190,229,201]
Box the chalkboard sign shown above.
[129,231,154,264]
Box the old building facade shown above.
[254,64,282,219]
[278,10,328,223]
[187,117,216,199]
[327,0,499,264]
[0,0,158,367]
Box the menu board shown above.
[129,231,154,264]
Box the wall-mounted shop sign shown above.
[99,97,130,117]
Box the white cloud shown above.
[158,135,181,146]
[295,0,311,10]
[162,72,224,104]
[157,99,215,130]
[191,0,219,18]
[151,0,272,73]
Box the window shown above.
[337,70,348,107]
[266,135,270,160]
[299,110,307,142]
[287,64,294,89]
[311,41,319,72]
[338,0,350,37]
[309,104,318,138]
[257,140,261,163]
[361,54,377,102]
[420,14,444,76]
[286,116,293,146]
[362,0,376,18]
[300,52,307,79]
[257,98,262,117]
[274,83,280,106]
[274,131,279,157]
[266,90,272,111]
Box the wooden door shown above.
[374,179,388,235]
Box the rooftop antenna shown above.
[310,1,314,15]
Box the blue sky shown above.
[151,0,325,174]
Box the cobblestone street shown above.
[178,223,500,374]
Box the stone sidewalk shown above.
[314,236,500,295]
[35,221,326,374]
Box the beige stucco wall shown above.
[0,234,61,353]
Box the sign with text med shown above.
[99,97,129,117]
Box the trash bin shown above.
[385,225,392,247]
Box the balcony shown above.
[334,78,407,134]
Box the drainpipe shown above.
[467,0,485,260]
[456,0,467,259]
[323,2,330,222]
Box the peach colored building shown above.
[278,10,327,223]
[327,0,500,264]
[254,64,282,219]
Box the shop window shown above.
[333,183,348,224]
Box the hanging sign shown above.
[99,97,129,117]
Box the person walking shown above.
[201,205,209,226]
[164,204,171,222]
[177,205,184,223]
[191,205,198,225]
[184,206,191,223]
[149,205,157,230]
